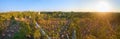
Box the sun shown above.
[95,1,112,12]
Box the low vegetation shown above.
[0,11,120,39]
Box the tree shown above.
[13,22,31,39]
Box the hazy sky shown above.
[0,0,120,12]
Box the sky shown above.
[0,0,120,12]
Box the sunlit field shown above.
[0,11,120,39]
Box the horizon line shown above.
[0,10,120,13]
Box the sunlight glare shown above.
[95,1,112,12]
